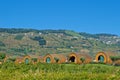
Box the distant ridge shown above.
[0,28,118,36]
[0,28,120,57]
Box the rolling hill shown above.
[0,28,120,57]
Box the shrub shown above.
[0,53,6,60]
[30,36,46,46]
[31,58,38,62]
[80,57,85,64]
[54,57,59,63]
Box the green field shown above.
[0,63,120,80]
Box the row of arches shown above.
[1,52,119,64]
[43,52,117,64]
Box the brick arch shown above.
[43,54,66,63]
[95,52,116,64]
[95,52,107,63]
[68,52,92,64]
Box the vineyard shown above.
[0,62,120,80]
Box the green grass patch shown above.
[0,63,120,80]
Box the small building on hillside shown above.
[43,54,66,63]
[68,52,92,64]
[95,52,116,64]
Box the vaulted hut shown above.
[95,52,116,64]
[15,55,31,64]
[68,52,92,64]
[43,54,66,63]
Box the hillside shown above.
[0,28,120,57]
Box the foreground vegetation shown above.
[0,63,120,80]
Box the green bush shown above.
[80,57,85,64]
[31,58,38,62]
[31,36,46,46]
[0,53,6,60]
[54,57,59,63]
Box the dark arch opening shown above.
[98,55,104,62]
[69,56,75,62]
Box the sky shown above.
[0,0,120,35]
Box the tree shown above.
[54,57,59,63]
[32,58,38,63]
[0,53,6,59]
[80,57,85,64]
[39,39,46,46]
[0,53,6,62]
[31,36,46,46]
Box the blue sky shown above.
[0,0,120,35]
